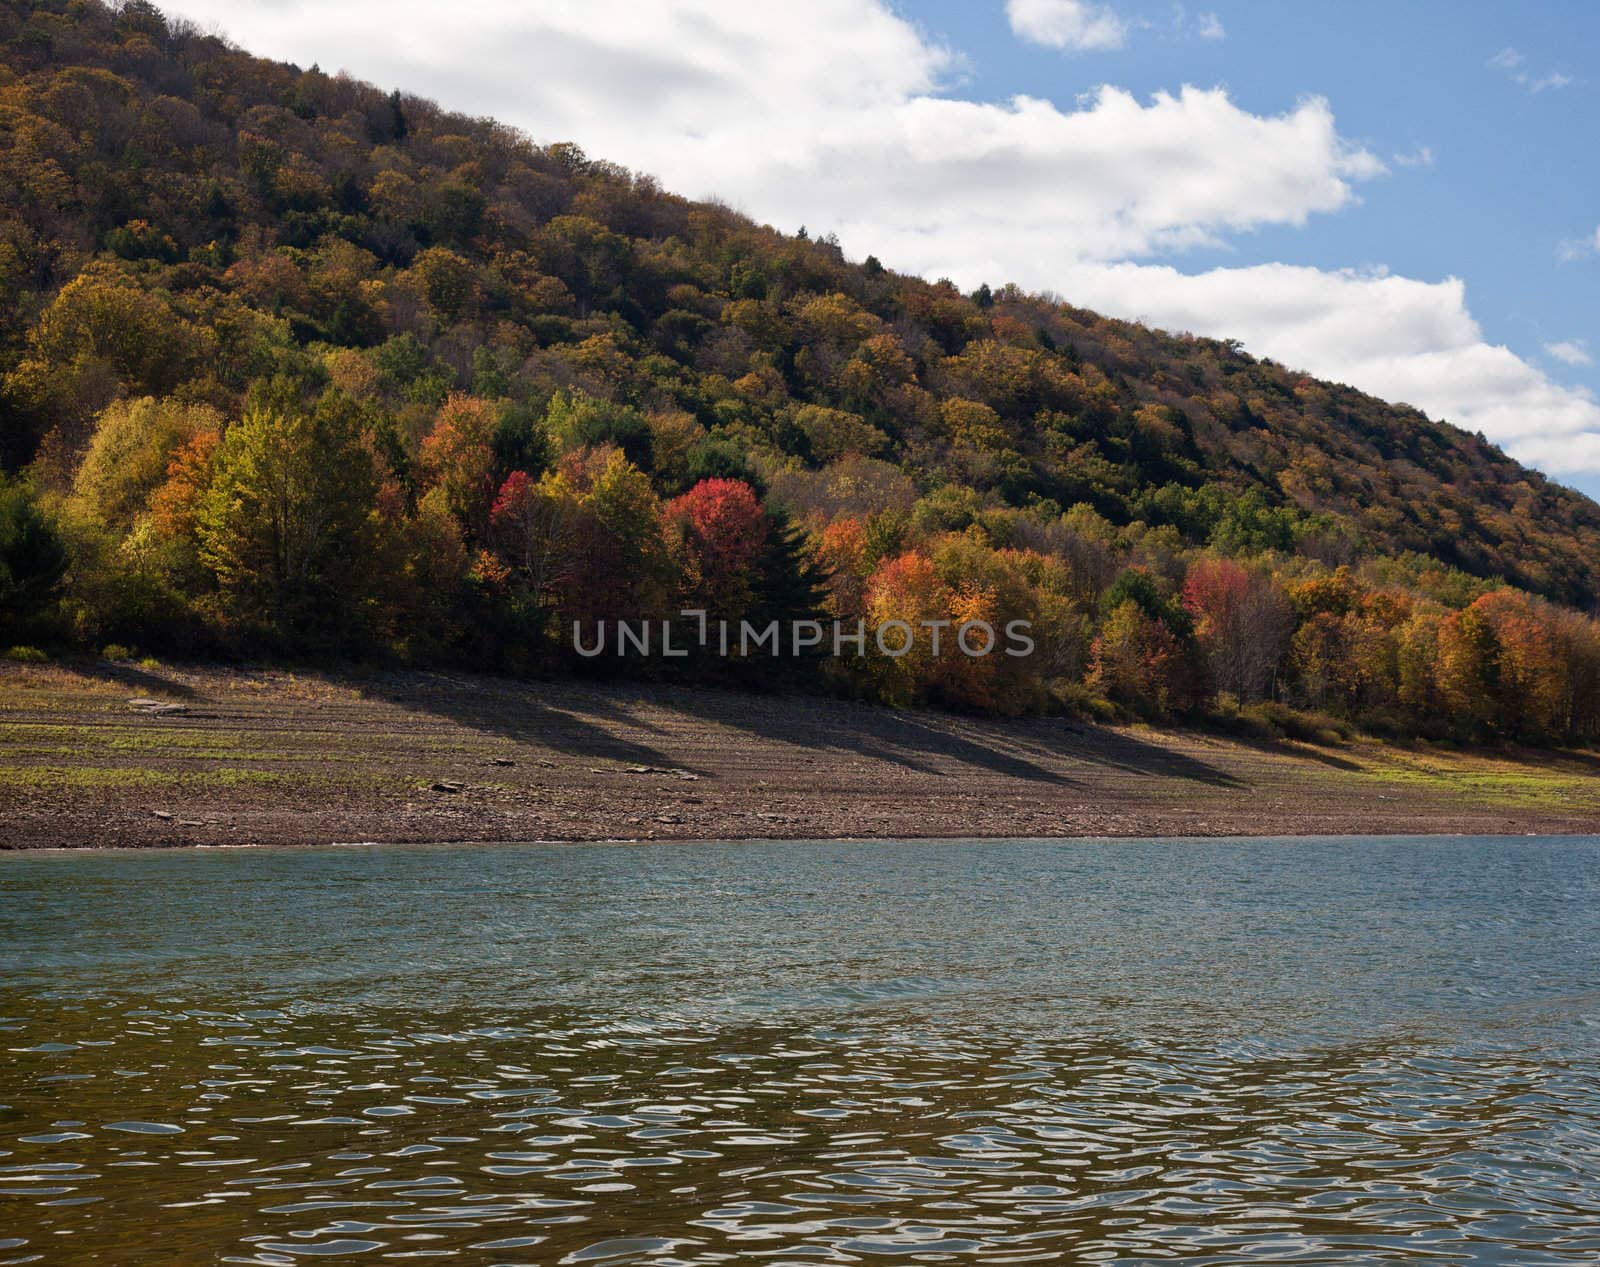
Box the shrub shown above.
[1228,701,1353,745]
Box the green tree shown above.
[0,475,68,640]
[70,397,223,533]
[545,389,653,471]
[196,394,381,645]
[561,448,671,629]
[1089,599,1190,720]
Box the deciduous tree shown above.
[196,395,382,643]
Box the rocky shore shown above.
[2,661,1598,848]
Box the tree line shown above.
[2,0,1598,746]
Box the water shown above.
[2,837,1599,1265]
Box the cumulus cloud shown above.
[1055,262,1600,472]
[1006,0,1128,52]
[779,88,1384,274]
[1547,340,1594,367]
[165,0,1380,268]
[1197,12,1226,40]
[162,0,1600,477]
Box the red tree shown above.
[1183,557,1292,702]
[662,478,769,616]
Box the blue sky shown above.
[918,1,1598,458]
[168,0,1600,496]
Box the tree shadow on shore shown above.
[366,670,1250,791]
[650,684,1248,788]
[59,659,1271,793]
[66,659,206,701]
[356,669,692,773]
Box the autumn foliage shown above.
[663,478,768,618]
[1,0,1598,744]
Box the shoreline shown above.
[8,830,1598,856]
[3,661,1599,849]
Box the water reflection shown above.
[3,837,1600,1263]
[4,999,1600,1264]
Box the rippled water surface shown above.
[3,837,1600,1265]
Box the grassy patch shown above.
[0,722,247,755]
[0,723,375,764]
[1348,749,1599,808]
[0,764,402,793]
[0,765,291,791]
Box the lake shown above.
[3,837,1599,1264]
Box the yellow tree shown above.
[196,397,383,644]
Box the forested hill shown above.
[2,0,1598,744]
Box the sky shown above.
[162,0,1600,498]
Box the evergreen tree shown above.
[0,475,67,640]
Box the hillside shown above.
[1,0,1598,745]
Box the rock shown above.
[430,781,464,794]
[150,810,172,821]
[606,764,701,780]
[127,698,187,716]
[489,758,516,767]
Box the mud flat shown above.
[2,661,1597,848]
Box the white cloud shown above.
[1547,340,1594,367]
[1054,262,1600,472]
[166,0,1380,268]
[1488,46,1572,93]
[1392,145,1434,168]
[778,87,1384,271]
[1006,0,1128,52]
[162,0,1600,478]
[1197,12,1226,40]
[1528,70,1574,93]
[1557,226,1600,262]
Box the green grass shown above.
[0,765,294,791]
[0,764,414,794]
[1341,749,1598,808]
[0,723,378,763]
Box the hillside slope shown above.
[1,0,1597,744]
